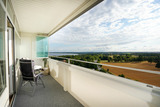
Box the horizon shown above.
[49,0,160,52]
[49,51,160,53]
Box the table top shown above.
[34,65,42,70]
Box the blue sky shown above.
[49,0,160,52]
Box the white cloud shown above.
[49,0,160,52]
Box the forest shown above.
[50,52,160,74]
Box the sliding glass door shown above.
[0,2,6,95]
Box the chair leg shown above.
[22,81,28,86]
[35,76,39,85]
[19,79,24,91]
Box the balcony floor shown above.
[13,75,83,107]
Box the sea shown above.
[49,52,78,56]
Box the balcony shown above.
[13,58,160,107]
[14,75,83,107]
[2,1,160,107]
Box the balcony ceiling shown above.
[11,0,102,36]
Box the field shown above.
[101,61,160,87]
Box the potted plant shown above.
[43,58,48,67]
[42,58,49,75]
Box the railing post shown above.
[62,63,69,92]
[68,59,70,64]
[63,66,67,91]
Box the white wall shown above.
[20,32,35,59]
[48,59,160,107]
[15,33,21,91]
[20,32,44,66]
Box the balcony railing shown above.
[50,56,160,86]
[48,57,160,107]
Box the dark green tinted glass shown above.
[36,36,48,57]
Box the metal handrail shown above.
[50,56,160,75]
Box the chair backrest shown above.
[20,59,34,80]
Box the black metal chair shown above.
[19,59,45,96]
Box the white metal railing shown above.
[51,56,160,75]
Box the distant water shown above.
[49,52,78,56]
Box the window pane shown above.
[15,34,20,59]
[36,36,48,57]
[15,33,20,69]
[2,0,6,6]
[0,4,6,95]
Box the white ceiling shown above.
[11,0,102,36]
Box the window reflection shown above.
[0,3,6,95]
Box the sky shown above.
[49,0,160,52]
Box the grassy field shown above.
[101,61,160,87]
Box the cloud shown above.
[49,0,160,52]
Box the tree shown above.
[118,74,125,78]
[137,55,144,61]
[155,62,160,68]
